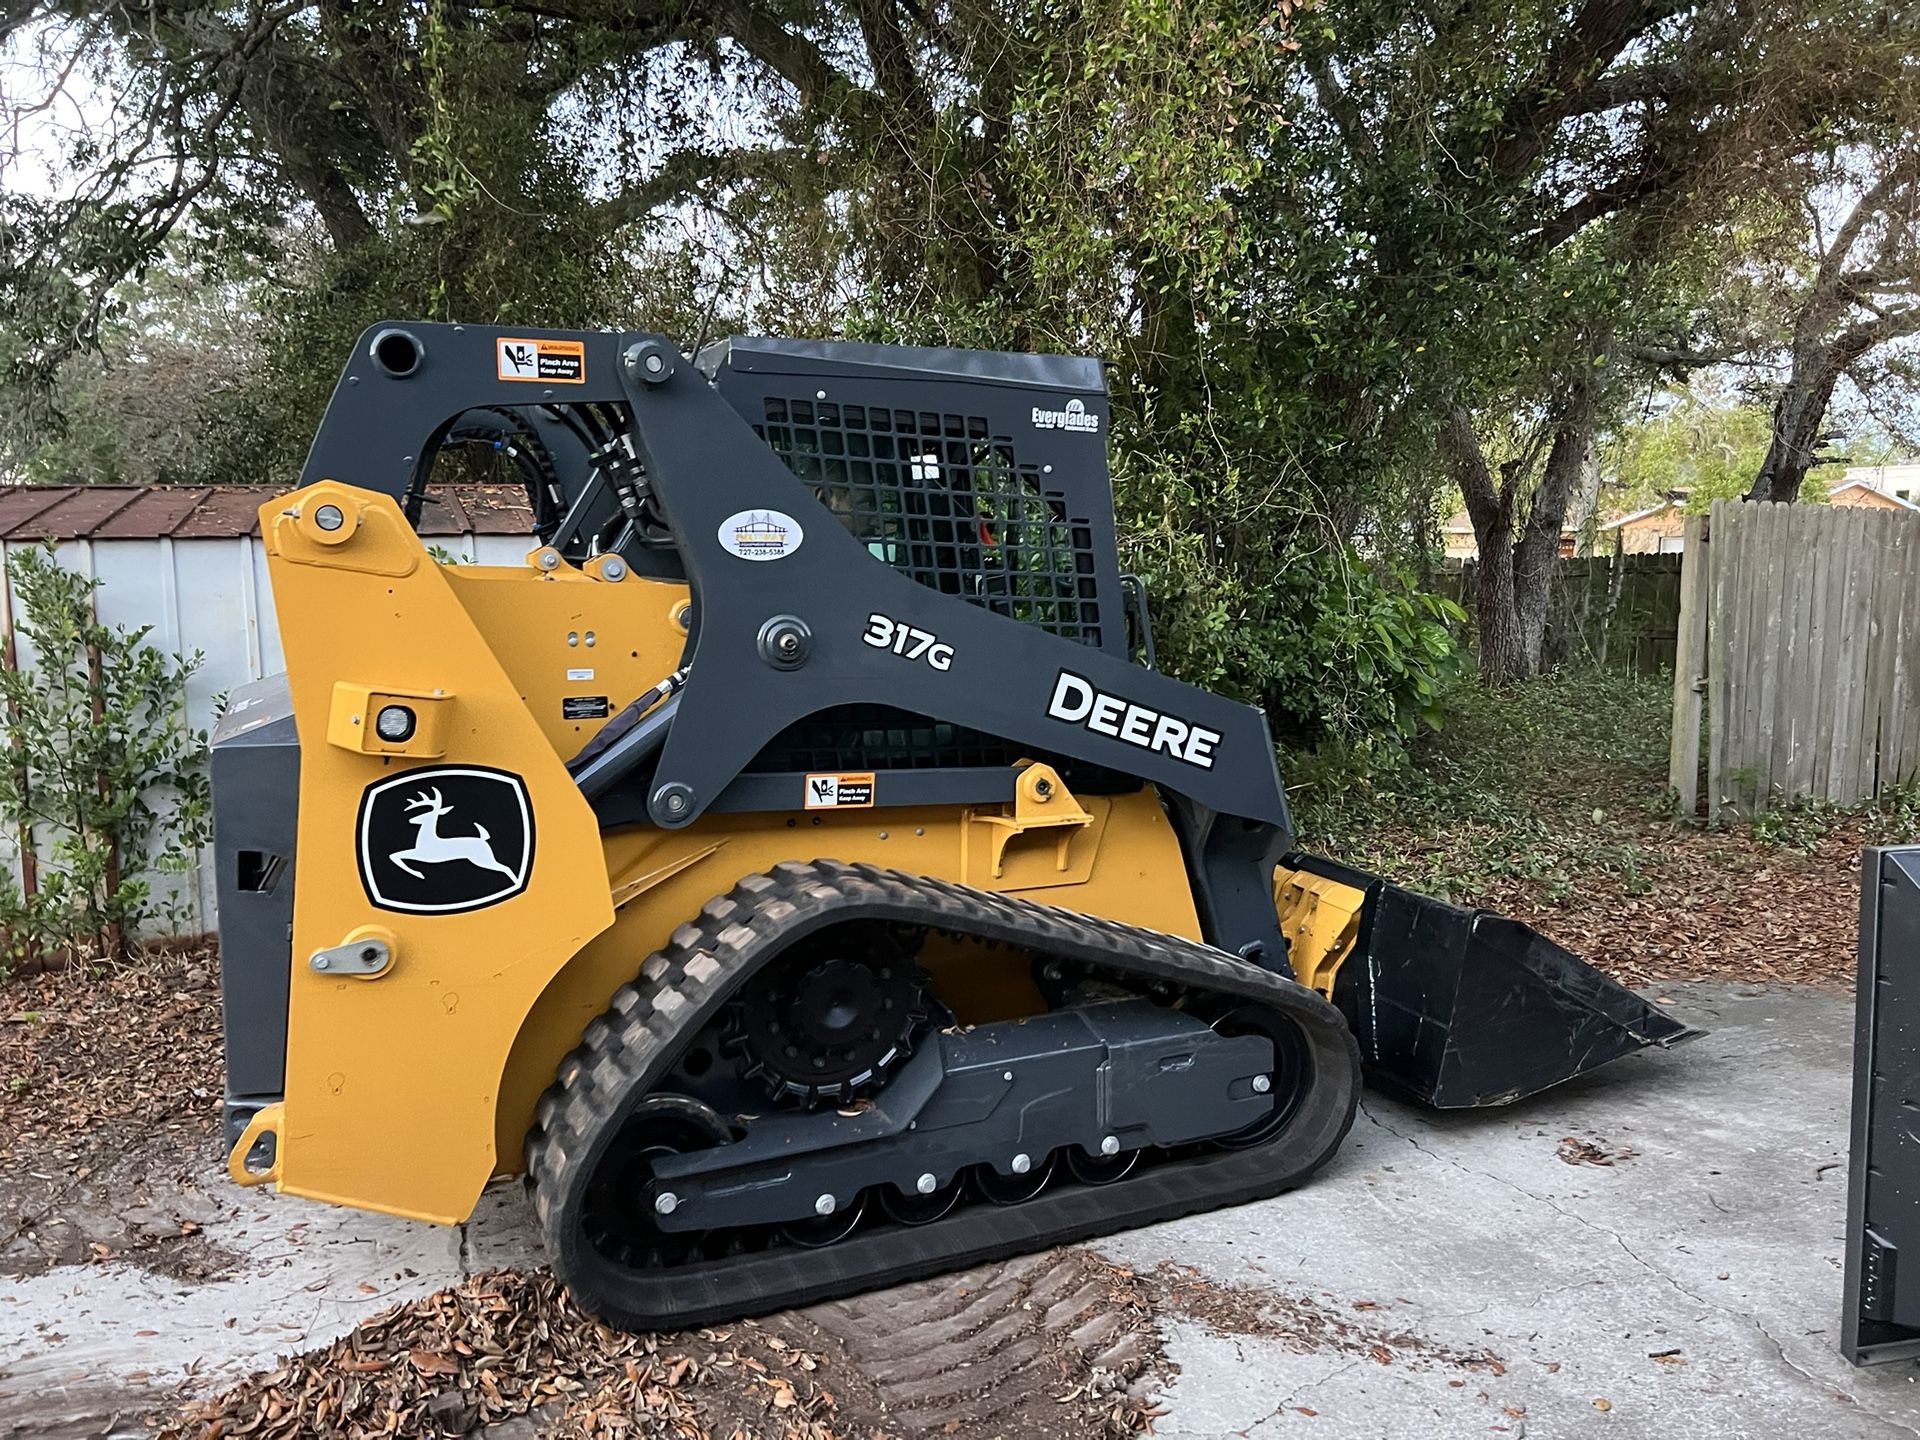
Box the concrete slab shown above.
[2,983,1912,1438]
[1103,983,1920,1438]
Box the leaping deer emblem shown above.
[390,788,520,882]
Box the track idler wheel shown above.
[780,1191,867,1248]
[973,1152,1056,1205]
[1210,1005,1313,1151]
[1066,1145,1141,1186]
[879,1174,965,1226]
[579,1095,731,1269]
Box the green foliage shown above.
[0,546,210,969]
[1744,781,1920,852]
[1123,483,1465,754]
[1607,389,1825,511]
[1293,665,1675,903]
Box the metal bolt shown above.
[1003,1071,1014,1082]
[313,955,331,971]
[655,1192,678,1216]
[664,791,689,816]
[1011,1153,1032,1175]
[313,503,345,532]
[1101,1135,1120,1156]
[1252,1074,1272,1094]
[815,389,827,400]
[916,1172,937,1195]
[600,557,627,581]
[915,827,925,836]
[644,351,665,374]
[567,631,579,646]
[584,631,596,647]
[360,947,379,963]
[815,1193,836,1216]
[537,549,561,571]
[1034,777,1054,799]
[878,831,889,840]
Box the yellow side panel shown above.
[265,485,618,1224]
[437,566,689,757]
[493,788,1200,1168]
[261,482,1208,1222]
[1272,865,1367,997]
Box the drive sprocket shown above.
[722,921,929,1105]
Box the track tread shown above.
[526,859,1360,1329]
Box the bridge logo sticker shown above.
[718,508,804,561]
[356,766,534,914]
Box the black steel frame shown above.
[299,322,1297,957]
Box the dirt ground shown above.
[0,823,1875,1439]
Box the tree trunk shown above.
[1443,374,1597,682]
[1475,535,1526,681]
[1746,339,1865,503]
[1513,383,1595,673]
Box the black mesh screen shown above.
[748,703,1138,793]
[749,704,1023,772]
[756,397,1103,647]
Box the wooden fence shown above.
[1442,553,1683,673]
[1668,499,1920,821]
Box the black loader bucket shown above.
[1277,853,1700,1108]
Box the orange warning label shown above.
[804,772,876,809]
[497,337,586,384]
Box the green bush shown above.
[1124,523,1466,763]
[0,545,209,969]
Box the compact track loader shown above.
[211,323,1694,1329]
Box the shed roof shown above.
[1828,478,1920,511]
[1599,500,1684,530]
[0,484,537,541]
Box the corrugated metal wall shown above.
[0,529,533,935]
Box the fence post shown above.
[1668,513,1709,814]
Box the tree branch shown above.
[596,145,800,229]
[1487,0,1685,181]
[1303,53,1378,170]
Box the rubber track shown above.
[526,859,1361,1331]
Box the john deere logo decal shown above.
[718,508,803,561]
[356,766,534,914]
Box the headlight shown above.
[375,705,416,742]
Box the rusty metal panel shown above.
[422,484,534,535]
[0,486,82,536]
[171,490,270,538]
[91,486,216,538]
[0,486,144,539]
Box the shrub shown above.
[0,545,209,969]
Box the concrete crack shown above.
[1237,1355,1368,1436]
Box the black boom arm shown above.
[300,322,1299,956]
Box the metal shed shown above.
[0,483,538,934]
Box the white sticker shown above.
[566,667,595,681]
[1031,397,1100,434]
[718,509,804,562]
